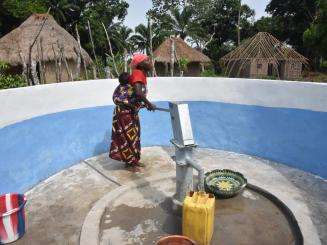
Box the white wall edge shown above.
[1,77,327,128]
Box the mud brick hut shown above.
[153,37,211,76]
[0,14,92,84]
[220,32,308,80]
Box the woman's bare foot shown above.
[125,163,141,172]
[135,162,146,168]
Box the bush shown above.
[301,72,327,83]
[0,74,27,89]
[320,60,327,71]
[257,75,278,80]
[200,69,218,77]
[0,61,27,89]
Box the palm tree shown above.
[47,0,80,28]
[130,24,149,54]
[101,21,133,76]
[130,23,170,54]
[111,25,134,72]
[112,25,134,54]
[166,6,202,40]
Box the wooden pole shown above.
[75,26,88,80]
[65,58,74,81]
[51,44,59,82]
[170,37,175,77]
[60,44,74,81]
[27,7,51,85]
[148,16,157,77]
[124,48,128,73]
[36,40,44,83]
[201,63,205,72]
[40,38,46,83]
[164,62,168,76]
[75,25,81,79]
[237,0,241,46]
[57,41,63,82]
[87,20,98,79]
[174,47,181,76]
[31,60,40,85]
[18,52,28,82]
[92,66,97,79]
[101,22,118,77]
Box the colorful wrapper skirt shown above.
[109,106,141,165]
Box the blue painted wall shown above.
[1,101,326,194]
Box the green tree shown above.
[265,0,318,53]
[0,0,46,36]
[130,24,150,53]
[178,57,189,76]
[44,0,81,30]
[76,0,128,60]
[163,6,202,40]
[0,0,129,60]
[151,0,188,16]
[150,0,254,72]
[253,16,284,40]
[303,0,327,66]
[130,23,170,54]
[194,0,254,71]
[0,0,81,33]
[112,25,134,54]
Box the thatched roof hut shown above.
[0,13,92,83]
[153,37,211,76]
[221,32,308,80]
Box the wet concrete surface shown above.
[13,147,326,245]
[191,148,326,245]
[99,180,296,245]
[14,163,117,245]
[215,189,295,245]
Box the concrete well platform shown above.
[14,147,326,245]
[82,176,300,245]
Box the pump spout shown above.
[186,157,205,191]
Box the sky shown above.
[124,0,270,29]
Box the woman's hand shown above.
[146,103,156,111]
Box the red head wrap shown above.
[130,53,149,69]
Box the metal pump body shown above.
[168,102,204,203]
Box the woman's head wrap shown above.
[130,53,149,69]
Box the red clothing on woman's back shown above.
[129,69,147,85]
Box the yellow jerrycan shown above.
[182,191,215,245]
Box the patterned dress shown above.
[109,69,147,165]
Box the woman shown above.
[109,54,156,169]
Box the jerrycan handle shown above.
[197,191,208,204]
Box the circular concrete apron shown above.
[80,174,302,245]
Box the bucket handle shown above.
[0,195,27,218]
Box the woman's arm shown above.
[133,83,156,111]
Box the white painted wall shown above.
[1,77,327,128]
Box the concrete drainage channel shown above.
[79,174,303,245]
[246,183,303,245]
